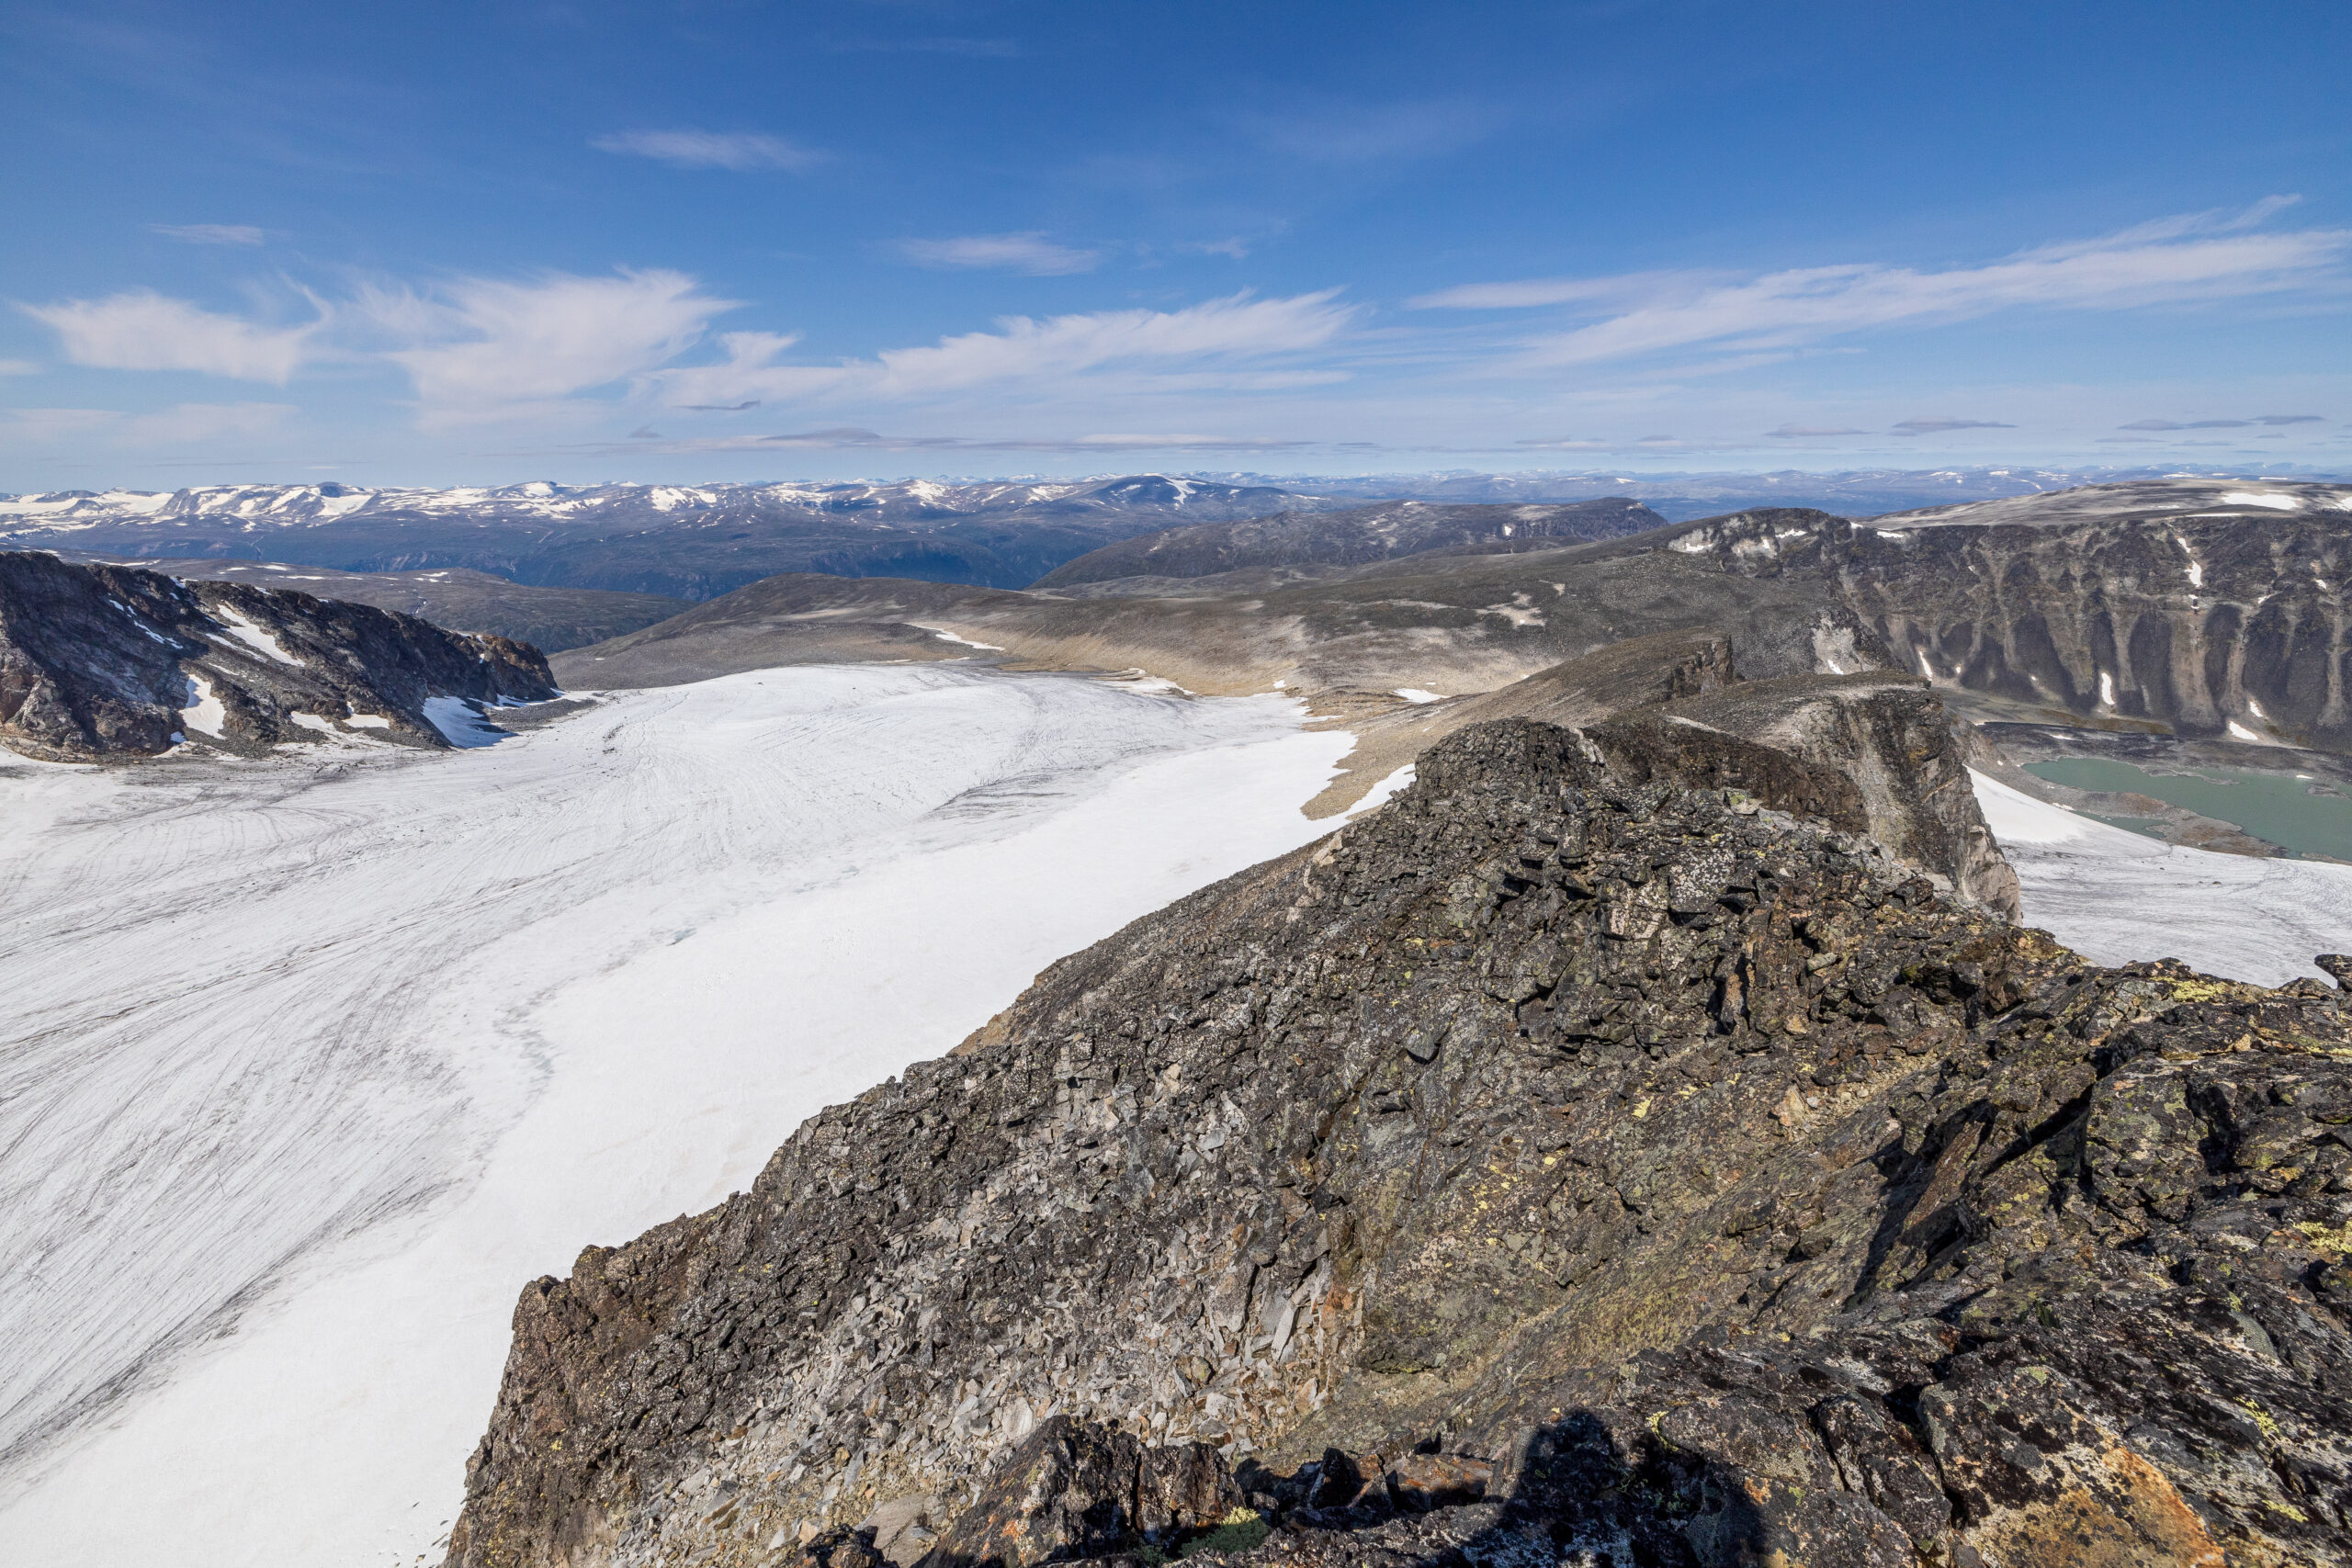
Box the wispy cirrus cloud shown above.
[650,290,1356,407]
[1766,423,1867,438]
[21,289,324,380]
[1415,200,2349,370]
[1409,269,1721,311]
[897,232,1102,276]
[356,269,736,426]
[590,130,823,172]
[150,223,266,245]
[20,265,1355,436]
[1892,417,2015,434]
[2121,412,2324,429]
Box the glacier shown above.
[0,666,1362,1568]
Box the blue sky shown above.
[3,0,2347,490]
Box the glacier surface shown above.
[0,665,1361,1568]
[1973,770,2352,988]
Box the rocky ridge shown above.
[1667,489,2352,754]
[0,550,556,761]
[448,718,2352,1568]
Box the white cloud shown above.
[151,223,266,245]
[591,130,822,172]
[1408,269,1722,311]
[360,269,737,425]
[652,290,1355,407]
[1419,208,2350,369]
[0,358,38,375]
[897,233,1102,276]
[874,290,1352,394]
[21,289,322,381]
[1765,423,1867,437]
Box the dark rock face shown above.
[1638,671,2023,919]
[0,550,556,761]
[1030,500,1666,590]
[447,719,2352,1568]
[1671,505,2352,754]
[922,1416,1240,1568]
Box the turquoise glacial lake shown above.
[2022,758,2352,862]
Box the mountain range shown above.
[0,477,1357,598]
[10,468,2339,604]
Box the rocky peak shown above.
[447,717,2352,1567]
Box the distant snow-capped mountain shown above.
[0,476,1352,597]
[0,475,1322,532]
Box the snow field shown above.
[0,666,1352,1568]
[1972,770,2352,987]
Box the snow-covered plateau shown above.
[0,667,1365,1568]
[3,669,2349,1568]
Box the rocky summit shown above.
[448,717,2352,1568]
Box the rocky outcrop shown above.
[1669,501,2352,754]
[447,718,2352,1568]
[1639,671,2022,918]
[0,550,556,761]
[1302,637,2016,920]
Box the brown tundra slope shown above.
[448,716,2352,1568]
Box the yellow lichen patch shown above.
[2292,1218,2352,1256]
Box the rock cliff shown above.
[0,550,556,761]
[447,718,2352,1568]
[1669,502,2352,754]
